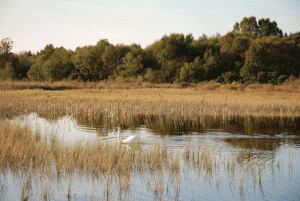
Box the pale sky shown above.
[1,0,300,53]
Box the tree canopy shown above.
[1,16,299,84]
[233,16,283,37]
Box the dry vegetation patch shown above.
[0,81,300,120]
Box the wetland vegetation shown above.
[0,82,300,200]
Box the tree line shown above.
[1,16,299,84]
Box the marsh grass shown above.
[0,121,286,200]
[0,81,298,199]
[1,82,299,127]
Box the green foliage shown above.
[258,18,283,37]
[233,22,240,34]
[102,44,130,77]
[144,68,157,83]
[0,38,20,80]
[117,52,143,78]
[233,16,283,37]
[216,71,240,83]
[240,36,299,83]
[277,75,289,84]
[203,48,221,80]
[239,16,259,35]
[159,60,181,83]
[72,45,105,81]
[179,63,195,82]
[42,47,74,81]
[256,71,278,84]
[27,55,46,81]
[15,51,32,80]
[0,62,16,81]
[153,33,194,64]
[0,38,13,55]
[1,18,299,83]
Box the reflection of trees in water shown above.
[223,138,281,151]
[73,114,300,137]
[143,115,206,135]
[70,114,300,151]
[223,116,300,136]
[145,115,300,136]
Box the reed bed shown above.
[0,121,285,200]
[1,79,300,91]
[0,82,298,199]
[1,85,300,122]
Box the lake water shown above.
[2,113,300,200]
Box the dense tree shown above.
[27,55,46,81]
[42,47,74,81]
[117,52,143,78]
[233,16,259,35]
[218,32,252,76]
[192,33,219,61]
[28,45,74,81]
[144,68,157,82]
[1,17,299,83]
[27,44,57,81]
[0,38,13,54]
[102,44,130,77]
[0,38,18,80]
[203,49,219,80]
[143,41,161,72]
[258,18,283,37]
[179,57,205,82]
[159,60,182,83]
[240,36,300,82]
[96,39,110,51]
[15,51,32,80]
[40,44,55,59]
[233,16,282,37]
[153,33,194,64]
[71,45,104,81]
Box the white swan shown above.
[114,127,141,143]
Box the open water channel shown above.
[1,113,300,200]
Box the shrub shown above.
[215,76,225,83]
[179,82,190,88]
[257,71,278,84]
[277,75,289,84]
[216,71,240,83]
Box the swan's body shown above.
[114,127,141,143]
[122,135,140,143]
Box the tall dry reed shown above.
[0,121,288,200]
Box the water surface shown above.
[2,113,300,200]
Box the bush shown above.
[216,71,240,83]
[215,76,225,83]
[283,75,300,88]
[257,71,267,83]
[257,71,278,84]
[277,75,289,84]
[267,71,278,84]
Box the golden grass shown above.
[0,121,288,200]
[1,82,300,120]
[0,120,270,177]
[0,81,298,199]
[0,121,171,176]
